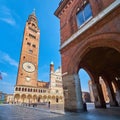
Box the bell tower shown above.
[16,10,40,87]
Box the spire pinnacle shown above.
[50,61,54,65]
[32,8,36,16]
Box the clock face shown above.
[23,62,35,72]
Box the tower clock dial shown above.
[23,62,35,72]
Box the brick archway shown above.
[67,33,120,74]
[68,33,120,108]
[62,33,120,111]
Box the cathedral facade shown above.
[14,12,64,105]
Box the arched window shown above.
[15,87,18,91]
[19,88,21,91]
[22,88,24,91]
[56,98,59,103]
[32,23,35,27]
[32,44,36,48]
[27,42,31,46]
[25,88,27,92]
[28,88,30,92]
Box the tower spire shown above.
[32,8,36,16]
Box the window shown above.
[29,50,33,54]
[29,27,37,33]
[56,98,59,103]
[25,88,27,92]
[23,56,25,60]
[16,87,18,91]
[19,88,21,91]
[32,23,35,27]
[76,3,92,27]
[22,88,24,91]
[29,33,36,39]
[27,42,31,46]
[32,44,36,48]
[28,89,30,92]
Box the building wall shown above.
[55,0,115,44]
[6,94,14,104]
[82,92,91,102]
[14,66,64,104]
[0,92,6,103]
[88,80,94,102]
[55,0,120,74]
[55,0,120,111]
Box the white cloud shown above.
[0,6,16,26]
[0,51,18,68]
[3,54,18,67]
[1,72,8,77]
[0,18,16,26]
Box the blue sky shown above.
[0,0,90,94]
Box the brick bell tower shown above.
[16,10,40,87]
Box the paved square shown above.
[0,104,120,120]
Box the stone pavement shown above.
[0,104,120,120]
[20,103,65,114]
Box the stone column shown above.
[62,74,84,112]
[107,85,118,107]
[102,75,118,106]
[115,90,120,106]
[92,82,106,108]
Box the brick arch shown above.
[21,94,26,98]
[21,94,26,103]
[67,33,120,74]
[79,66,94,81]
[14,94,20,103]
